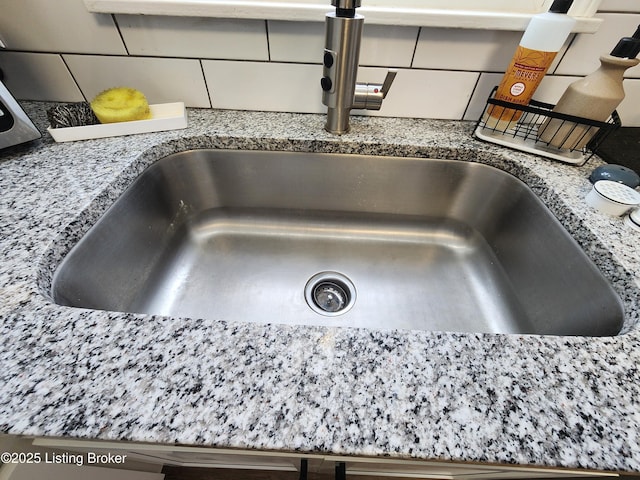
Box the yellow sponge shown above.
[90,87,151,124]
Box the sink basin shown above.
[51,150,623,335]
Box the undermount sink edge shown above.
[43,146,628,337]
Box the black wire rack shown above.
[473,86,621,166]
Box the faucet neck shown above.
[321,0,397,134]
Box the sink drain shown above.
[305,272,356,316]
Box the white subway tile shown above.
[599,1,640,13]
[0,0,125,54]
[203,61,477,119]
[202,60,324,113]
[555,13,640,77]
[615,79,640,126]
[413,28,522,72]
[464,73,502,122]
[268,21,417,67]
[117,16,269,61]
[63,55,210,107]
[268,21,324,63]
[360,24,418,68]
[0,52,83,102]
[532,76,596,104]
[356,68,478,120]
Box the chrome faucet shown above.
[321,0,397,134]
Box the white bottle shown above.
[483,0,576,131]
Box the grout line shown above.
[33,51,279,63]
[60,54,87,102]
[265,20,272,62]
[551,32,577,75]
[461,72,482,120]
[6,49,571,75]
[409,27,421,69]
[111,14,130,56]
[199,60,213,109]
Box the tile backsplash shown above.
[1,0,639,125]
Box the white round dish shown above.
[585,180,640,216]
[625,208,640,232]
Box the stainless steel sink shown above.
[51,150,623,335]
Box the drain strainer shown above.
[305,272,356,316]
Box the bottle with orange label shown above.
[484,0,576,131]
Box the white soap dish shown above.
[585,180,640,216]
[625,208,640,232]
[47,102,187,142]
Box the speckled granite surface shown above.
[1,103,640,473]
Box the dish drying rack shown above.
[473,86,621,165]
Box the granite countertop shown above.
[1,103,640,473]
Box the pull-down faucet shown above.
[321,0,397,134]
